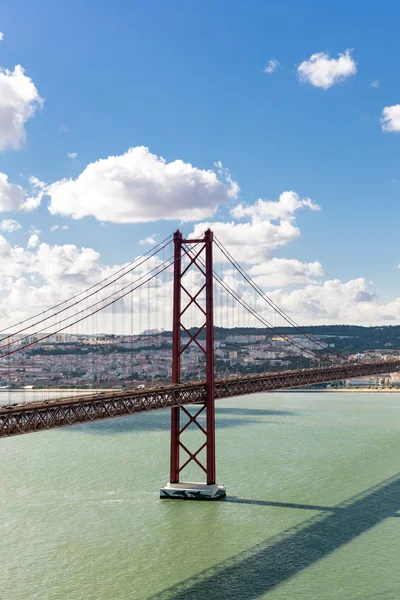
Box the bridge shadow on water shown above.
[147,472,400,600]
[227,497,341,512]
[72,406,295,435]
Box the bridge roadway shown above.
[1,360,399,438]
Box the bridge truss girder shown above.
[1,360,399,439]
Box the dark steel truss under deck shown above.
[1,360,398,438]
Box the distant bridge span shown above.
[1,359,398,439]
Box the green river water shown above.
[1,391,399,600]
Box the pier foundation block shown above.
[160,481,226,500]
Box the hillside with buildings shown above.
[2,325,400,389]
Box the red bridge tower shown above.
[160,229,226,500]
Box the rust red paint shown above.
[169,229,216,485]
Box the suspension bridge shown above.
[1,230,398,498]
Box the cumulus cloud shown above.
[22,176,46,211]
[0,229,398,331]
[67,152,77,159]
[0,172,25,211]
[0,237,104,285]
[297,49,357,89]
[266,278,387,325]
[0,174,45,213]
[381,105,400,132]
[0,65,43,150]
[0,219,22,233]
[248,257,324,288]
[214,264,400,326]
[263,59,279,74]
[187,190,400,324]
[191,191,320,264]
[217,266,400,326]
[192,218,302,264]
[139,236,157,245]
[0,236,171,332]
[46,146,239,223]
[27,233,39,248]
[1,163,399,328]
[0,32,3,41]
[232,191,320,221]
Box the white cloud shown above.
[0,219,22,233]
[0,65,43,150]
[192,218,302,264]
[191,191,320,264]
[381,105,400,132]
[1,163,399,329]
[0,173,25,211]
[266,278,390,325]
[187,190,400,324]
[215,265,400,326]
[214,160,240,198]
[263,59,280,74]
[0,32,3,41]
[0,173,44,213]
[370,80,379,88]
[27,233,39,248]
[50,224,69,232]
[232,191,320,221]
[0,229,398,331]
[46,146,239,223]
[297,49,356,89]
[248,257,324,288]
[139,236,157,245]
[0,236,171,333]
[57,125,70,133]
[22,176,46,211]
[0,237,104,314]
[67,152,78,159]
[188,190,400,324]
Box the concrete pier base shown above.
[160,481,226,500]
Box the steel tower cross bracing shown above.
[160,229,226,500]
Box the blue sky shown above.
[1,0,400,325]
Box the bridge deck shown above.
[1,360,399,438]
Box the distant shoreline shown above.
[285,388,400,393]
[1,387,399,394]
[0,388,120,393]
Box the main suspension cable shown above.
[0,252,176,353]
[182,242,321,360]
[214,236,339,357]
[0,243,202,360]
[0,254,177,359]
[0,235,172,338]
[213,272,321,359]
